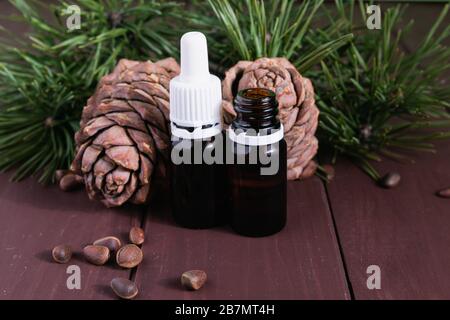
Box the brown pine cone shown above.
[222,57,319,180]
[68,58,180,207]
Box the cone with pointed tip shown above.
[222,57,319,180]
[65,58,180,207]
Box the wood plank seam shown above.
[322,180,356,300]
[317,4,434,300]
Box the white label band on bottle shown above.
[228,124,284,146]
[171,122,222,140]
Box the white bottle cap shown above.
[170,32,222,139]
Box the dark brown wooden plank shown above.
[324,3,450,300]
[136,178,350,300]
[327,140,450,299]
[0,175,143,300]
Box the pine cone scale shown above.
[128,100,168,132]
[139,155,152,185]
[95,100,135,116]
[104,112,147,132]
[127,129,156,162]
[92,126,134,147]
[133,83,170,101]
[78,117,116,142]
[105,146,139,171]
[148,126,170,154]
[81,146,103,173]
[93,158,115,176]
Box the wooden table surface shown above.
[0,2,449,300]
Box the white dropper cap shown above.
[170,32,222,139]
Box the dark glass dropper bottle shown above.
[169,32,225,229]
[228,88,287,237]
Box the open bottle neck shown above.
[229,88,284,146]
[232,88,281,131]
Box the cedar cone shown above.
[222,57,319,180]
[66,58,180,207]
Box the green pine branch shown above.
[198,0,353,73]
[0,0,186,183]
[314,0,450,179]
[1,0,449,185]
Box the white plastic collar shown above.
[171,122,222,140]
[228,124,284,146]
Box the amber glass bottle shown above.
[228,88,287,237]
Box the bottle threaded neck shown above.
[232,88,280,131]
